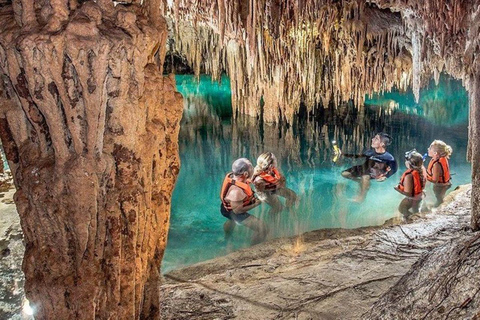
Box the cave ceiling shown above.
[163,0,479,123]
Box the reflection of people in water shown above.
[220,158,268,245]
[394,150,426,221]
[341,133,398,202]
[426,140,452,207]
[253,152,298,216]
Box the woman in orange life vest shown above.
[220,158,268,245]
[252,152,298,216]
[426,140,452,207]
[394,150,426,221]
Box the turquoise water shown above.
[163,74,471,273]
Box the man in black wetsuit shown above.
[341,132,398,202]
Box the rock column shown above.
[469,71,480,231]
[0,1,183,319]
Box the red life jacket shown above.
[426,157,450,183]
[258,167,283,191]
[397,169,423,197]
[220,173,255,211]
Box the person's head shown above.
[428,140,453,159]
[256,152,278,172]
[371,132,392,150]
[232,158,254,179]
[404,149,423,169]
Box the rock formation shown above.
[169,1,410,123]
[0,0,183,319]
[365,229,480,319]
[0,0,479,318]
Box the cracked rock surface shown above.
[160,186,477,319]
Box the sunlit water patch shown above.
[163,74,471,273]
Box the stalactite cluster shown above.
[167,0,412,123]
[0,0,183,319]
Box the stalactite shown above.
[411,31,422,103]
[167,0,411,124]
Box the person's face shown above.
[405,160,411,169]
[246,165,254,178]
[371,135,383,148]
[428,144,437,158]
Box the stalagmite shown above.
[0,1,183,319]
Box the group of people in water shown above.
[220,152,298,244]
[220,133,453,244]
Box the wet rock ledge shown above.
[160,186,478,319]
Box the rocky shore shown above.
[160,186,475,319]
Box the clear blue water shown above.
[163,74,471,273]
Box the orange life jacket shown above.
[220,173,255,211]
[426,157,450,183]
[258,167,283,191]
[397,169,423,197]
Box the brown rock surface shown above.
[160,186,477,319]
[0,1,183,319]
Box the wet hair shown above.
[232,158,253,176]
[255,152,278,172]
[405,150,426,188]
[376,132,392,147]
[405,150,423,168]
[430,140,453,159]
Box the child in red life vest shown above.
[426,140,452,207]
[252,152,298,216]
[394,150,426,221]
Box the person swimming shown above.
[341,132,398,202]
[425,140,452,207]
[220,158,268,244]
[252,152,298,216]
[394,150,426,221]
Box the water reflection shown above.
[365,74,468,126]
[164,75,470,273]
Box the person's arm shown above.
[375,167,390,182]
[385,159,397,178]
[430,162,443,183]
[254,177,267,192]
[226,187,260,214]
[394,174,413,197]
